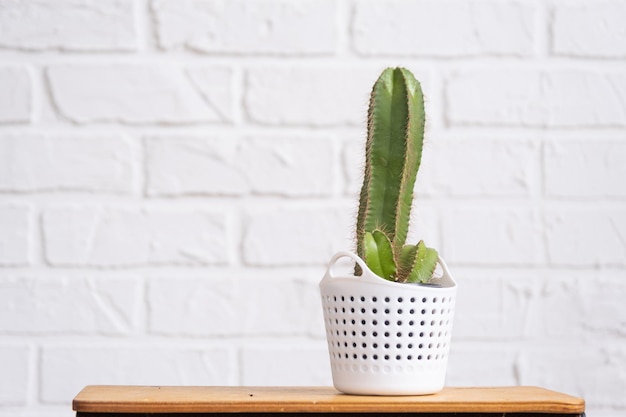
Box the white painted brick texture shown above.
[545,209,626,267]
[422,140,539,197]
[353,0,535,57]
[446,70,626,127]
[245,67,379,126]
[552,1,626,58]
[0,346,30,404]
[240,345,332,386]
[0,0,137,51]
[1,0,625,416]
[0,205,32,266]
[152,0,337,55]
[146,135,334,196]
[0,276,142,334]
[0,133,135,193]
[544,141,626,198]
[148,277,240,337]
[0,66,31,123]
[41,346,235,403]
[43,207,229,267]
[243,207,351,266]
[442,208,545,266]
[47,65,234,124]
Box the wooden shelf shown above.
[73,386,585,415]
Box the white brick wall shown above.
[47,65,234,124]
[352,0,536,57]
[0,134,135,193]
[552,1,626,58]
[0,66,31,123]
[1,1,625,417]
[145,135,335,196]
[0,205,32,265]
[41,346,235,403]
[245,67,377,126]
[0,0,137,51]
[446,70,626,127]
[152,0,338,55]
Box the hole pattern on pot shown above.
[321,294,455,366]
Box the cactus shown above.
[355,67,438,284]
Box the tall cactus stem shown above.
[356,68,426,267]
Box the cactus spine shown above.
[355,67,438,284]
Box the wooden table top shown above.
[73,386,585,414]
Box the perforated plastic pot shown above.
[319,251,457,396]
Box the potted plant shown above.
[319,67,457,395]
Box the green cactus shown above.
[355,67,438,284]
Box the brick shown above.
[544,141,626,198]
[145,135,247,196]
[524,272,626,340]
[43,207,229,267]
[353,0,534,57]
[0,0,136,51]
[0,66,31,123]
[148,278,239,336]
[552,1,626,58]
[145,135,334,197]
[0,205,32,266]
[47,65,233,124]
[524,277,582,340]
[446,71,626,127]
[452,272,535,340]
[447,346,518,386]
[185,66,235,122]
[0,133,134,193]
[150,277,328,339]
[240,344,332,385]
[0,276,141,334]
[577,274,626,339]
[243,207,351,266]
[0,346,30,404]
[545,209,626,267]
[518,347,626,408]
[41,346,234,403]
[140,210,229,265]
[342,140,365,196]
[240,278,325,337]
[43,208,146,267]
[239,136,335,196]
[152,0,337,55]
[422,140,538,197]
[245,67,381,126]
[442,208,544,266]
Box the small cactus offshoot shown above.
[355,67,438,284]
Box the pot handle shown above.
[325,251,368,279]
[431,256,457,288]
[324,251,384,284]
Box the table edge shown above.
[73,386,586,414]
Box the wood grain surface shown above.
[73,386,585,414]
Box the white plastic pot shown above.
[319,251,457,396]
